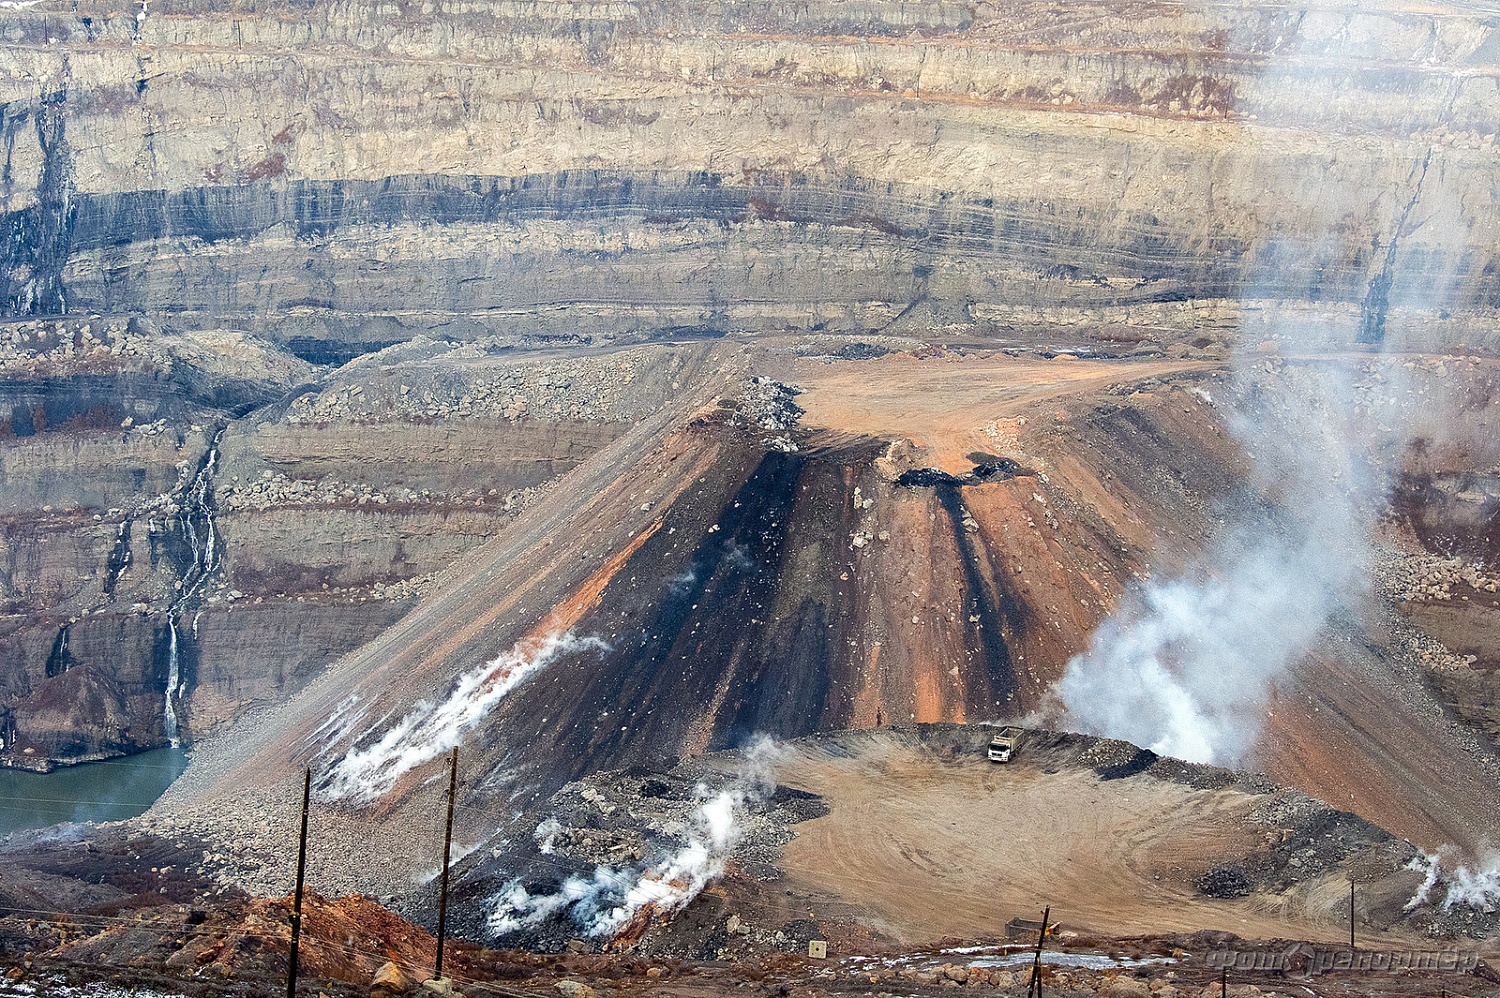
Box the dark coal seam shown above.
[933,484,1018,706]
[43,623,74,678]
[1357,145,1433,345]
[896,459,1026,488]
[547,449,804,770]
[3,168,1290,310]
[2,92,75,317]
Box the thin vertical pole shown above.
[1027,906,1049,998]
[1349,880,1356,952]
[1220,967,1227,998]
[434,747,458,981]
[286,767,311,998]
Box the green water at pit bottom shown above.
[0,746,190,836]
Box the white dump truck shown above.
[987,726,1022,763]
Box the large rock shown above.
[370,960,409,997]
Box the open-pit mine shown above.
[2,0,1500,995]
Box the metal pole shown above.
[1220,967,1226,998]
[434,747,458,981]
[1027,906,1049,998]
[286,767,311,998]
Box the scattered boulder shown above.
[370,960,409,996]
[1102,977,1153,998]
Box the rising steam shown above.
[320,631,608,803]
[488,735,787,938]
[1406,852,1500,913]
[1050,0,1475,767]
[1057,361,1394,765]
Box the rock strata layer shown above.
[1,0,1498,351]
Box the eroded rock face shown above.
[0,0,1497,951]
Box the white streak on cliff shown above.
[320,631,608,803]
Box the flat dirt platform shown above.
[771,732,1424,947]
[791,352,1212,473]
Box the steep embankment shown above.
[131,355,1220,910]
[153,352,1214,910]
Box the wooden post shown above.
[1026,906,1049,998]
[1349,879,1356,952]
[286,767,311,998]
[434,747,458,982]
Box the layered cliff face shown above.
[2,0,1498,771]
[0,0,1498,957]
[1,0,1498,354]
[0,313,715,767]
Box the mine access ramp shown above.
[987,726,1022,763]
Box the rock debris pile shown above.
[0,318,161,376]
[1378,553,1500,603]
[1390,623,1477,673]
[0,319,313,386]
[733,377,805,432]
[216,471,545,516]
[480,754,828,950]
[285,340,699,425]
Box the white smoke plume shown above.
[534,817,562,855]
[1050,0,1477,766]
[1405,851,1500,912]
[300,693,366,751]
[1056,360,1396,765]
[320,632,608,803]
[488,735,787,938]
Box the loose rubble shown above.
[1378,553,1500,604]
[284,339,702,425]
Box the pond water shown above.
[0,747,189,837]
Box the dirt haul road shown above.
[771,734,1427,947]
